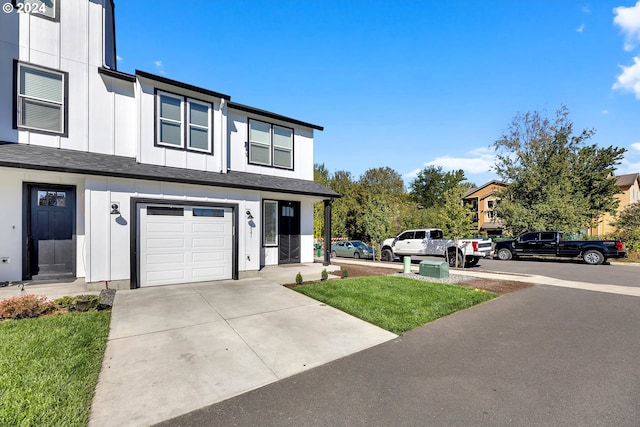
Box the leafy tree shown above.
[493,106,626,235]
[613,201,640,252]
[409,166,469,209]
[437,185,475,267]
[360,194,392,261]
[313,163,330,238]
[329,170,359,238]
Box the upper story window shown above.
[249,119,293,169]
[15,62,67,135]
[13,0,58,21]
[156,91,212,153]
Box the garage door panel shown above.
[139,204,233,287]
[147,270,186,282]
[192,223,227,233]
[145,238,186,249]
[192,251,228,263]
[192,266,226,278]
[192,237,229,248]
[146,222,185,233]
[145,253,186,265]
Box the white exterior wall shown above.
[1,0,134,156]
[137,80,225,173]
[228,111,315,180]
[83,177,262,283]
[0,168,86,282]
[0,0,326,285]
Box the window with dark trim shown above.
[147,206,184,216]
[13,0,59,21]
[156,90,212,153]
[15,62,67,135]
[263,200,278,246]
[249,119,293,169]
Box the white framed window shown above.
[263,200,278,246]
[16,62,66,135]
[249,119,293,169]
[13,0,58,20]
[156,92,212,153]
[187,98,211,152]
[158,92,183,147]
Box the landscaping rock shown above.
[98,289,116,310]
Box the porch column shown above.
[323,199,333,266]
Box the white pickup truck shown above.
[380,228,492,267]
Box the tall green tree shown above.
[409,166,469,209]
[493,106,626,235]
[360,193,392,260]
[437,185,475,267]
[613,201,640,252]
[313,163,330,238]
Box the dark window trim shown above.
[12,0,60,22]
[13,60,69,137]
[248,118,295,171]
[129,198,239,289]
[154,88,214,155]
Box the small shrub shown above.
[321,269,328,281]
[73,295,100,312]
[341,268,349,279]
[54,296,76,309]
[0,294,55,320]
[295,272,303,285]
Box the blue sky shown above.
[114,0,640,187]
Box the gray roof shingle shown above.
[0,143,340,198]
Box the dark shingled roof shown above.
[0,143,340,199]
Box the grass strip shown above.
[294,276,496,334]
[0,311,111,427]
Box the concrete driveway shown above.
[156,283,640,427]
[88,266,396,427]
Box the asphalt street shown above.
[156,284,640,427]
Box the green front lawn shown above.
[294,276,496,334]
[0,311,111,427]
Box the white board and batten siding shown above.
[138,204,233,287]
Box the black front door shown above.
[26,185,75,280]
[278,201,300,264]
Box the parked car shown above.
[493,231,627,265]
[380,228,493,267]
[331,240,375,259]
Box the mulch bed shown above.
[330,263,535,295]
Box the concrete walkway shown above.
[88,263,396,427]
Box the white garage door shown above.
[139,204,233,287]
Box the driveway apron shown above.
[88,277,396,427]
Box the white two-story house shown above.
[0,0,338,288]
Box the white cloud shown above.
[601,109,609,114]
[576,24,585,33]
[612,56,640,98]
[404,147,496,180]
[631,142,640,152]
[583,5,591,14]
[116,55,123,61]
[614,1,640,51]
[154,60,166,75]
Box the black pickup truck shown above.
[494,231,627,265]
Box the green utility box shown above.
[418,260,449,279]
